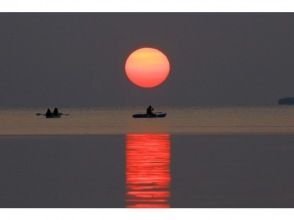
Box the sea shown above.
[1,106,294,207]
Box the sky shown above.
[0,13,294,107]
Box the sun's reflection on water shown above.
[126,133,171,208]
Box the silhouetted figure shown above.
[53,107,59,116]
[146,105,154,116]
[45,108,52,117]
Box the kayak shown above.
[46,114,61,118]
[36,113,69,118]
[132,112,167,118]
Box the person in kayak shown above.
[53,107,60,116]
[146,105,155,116]
[45,108,52,117]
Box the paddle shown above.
[36,113,45,116]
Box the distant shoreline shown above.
[278,97,294,105]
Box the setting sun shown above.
[125,47,170,88]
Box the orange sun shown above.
[125,47,171,88]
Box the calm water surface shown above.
[1,106,294,135]
[1,106,294,207]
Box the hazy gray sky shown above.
[0,13,294,107]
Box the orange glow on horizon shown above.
[126,133,171,208]
[125,48,171,88]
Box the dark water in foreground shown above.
[1,134,294,208]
